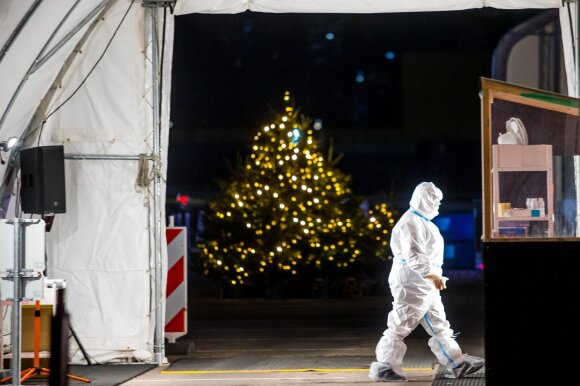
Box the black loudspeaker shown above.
[20,146,66,214]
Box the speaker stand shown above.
[0,301,90,384]
[67,320,92,365]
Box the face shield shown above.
[409,182,443,220]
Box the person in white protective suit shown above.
[369,182,484,382]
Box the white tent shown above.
[0,0,574,364]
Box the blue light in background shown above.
[326,32,335,40]
[435,216,451,232]
[433,213,476,267]
[444,245,456,260]
[385,51,396,60]
[291,127,302,143]
[355,69,365,83]
[434,213,474,239]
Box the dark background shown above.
[166,8,545,270]
[168,8,542,206]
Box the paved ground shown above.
[123,271,485,386]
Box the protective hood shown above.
[409,182,443,220]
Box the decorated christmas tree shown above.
[196,92,395,289]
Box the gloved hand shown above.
[425,274,447,290]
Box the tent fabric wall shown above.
[0,0,173,363]
[175,0,561,14]
[48,159,152,363]
[0,0,105,147]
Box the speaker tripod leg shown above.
[39,367,91,383]
[0,368,34,384]
[19,367,38,382]
[66,372,91,383]
[68,319,92,365]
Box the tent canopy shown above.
[0,0,571,364]
[175,0,561,14]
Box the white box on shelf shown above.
[495,144,552,169]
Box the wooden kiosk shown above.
[481,78,579,384]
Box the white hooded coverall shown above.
[374,182,463,375]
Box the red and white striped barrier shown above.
[165,226,187,343]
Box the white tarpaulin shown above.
[175,0,562,14]
[0,0,571,365]
[0,0,173,364]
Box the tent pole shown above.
[11,219,24,386]
[567,0,580,96]
[29,0,111,74]
[0,0,42,65]
[572,0,580,98]
[577,0,580,237]
[567,0,580,236]
[0,0,114,137]
[19,0,115,146]
[64,154,144,160]
[149,5,165,366]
